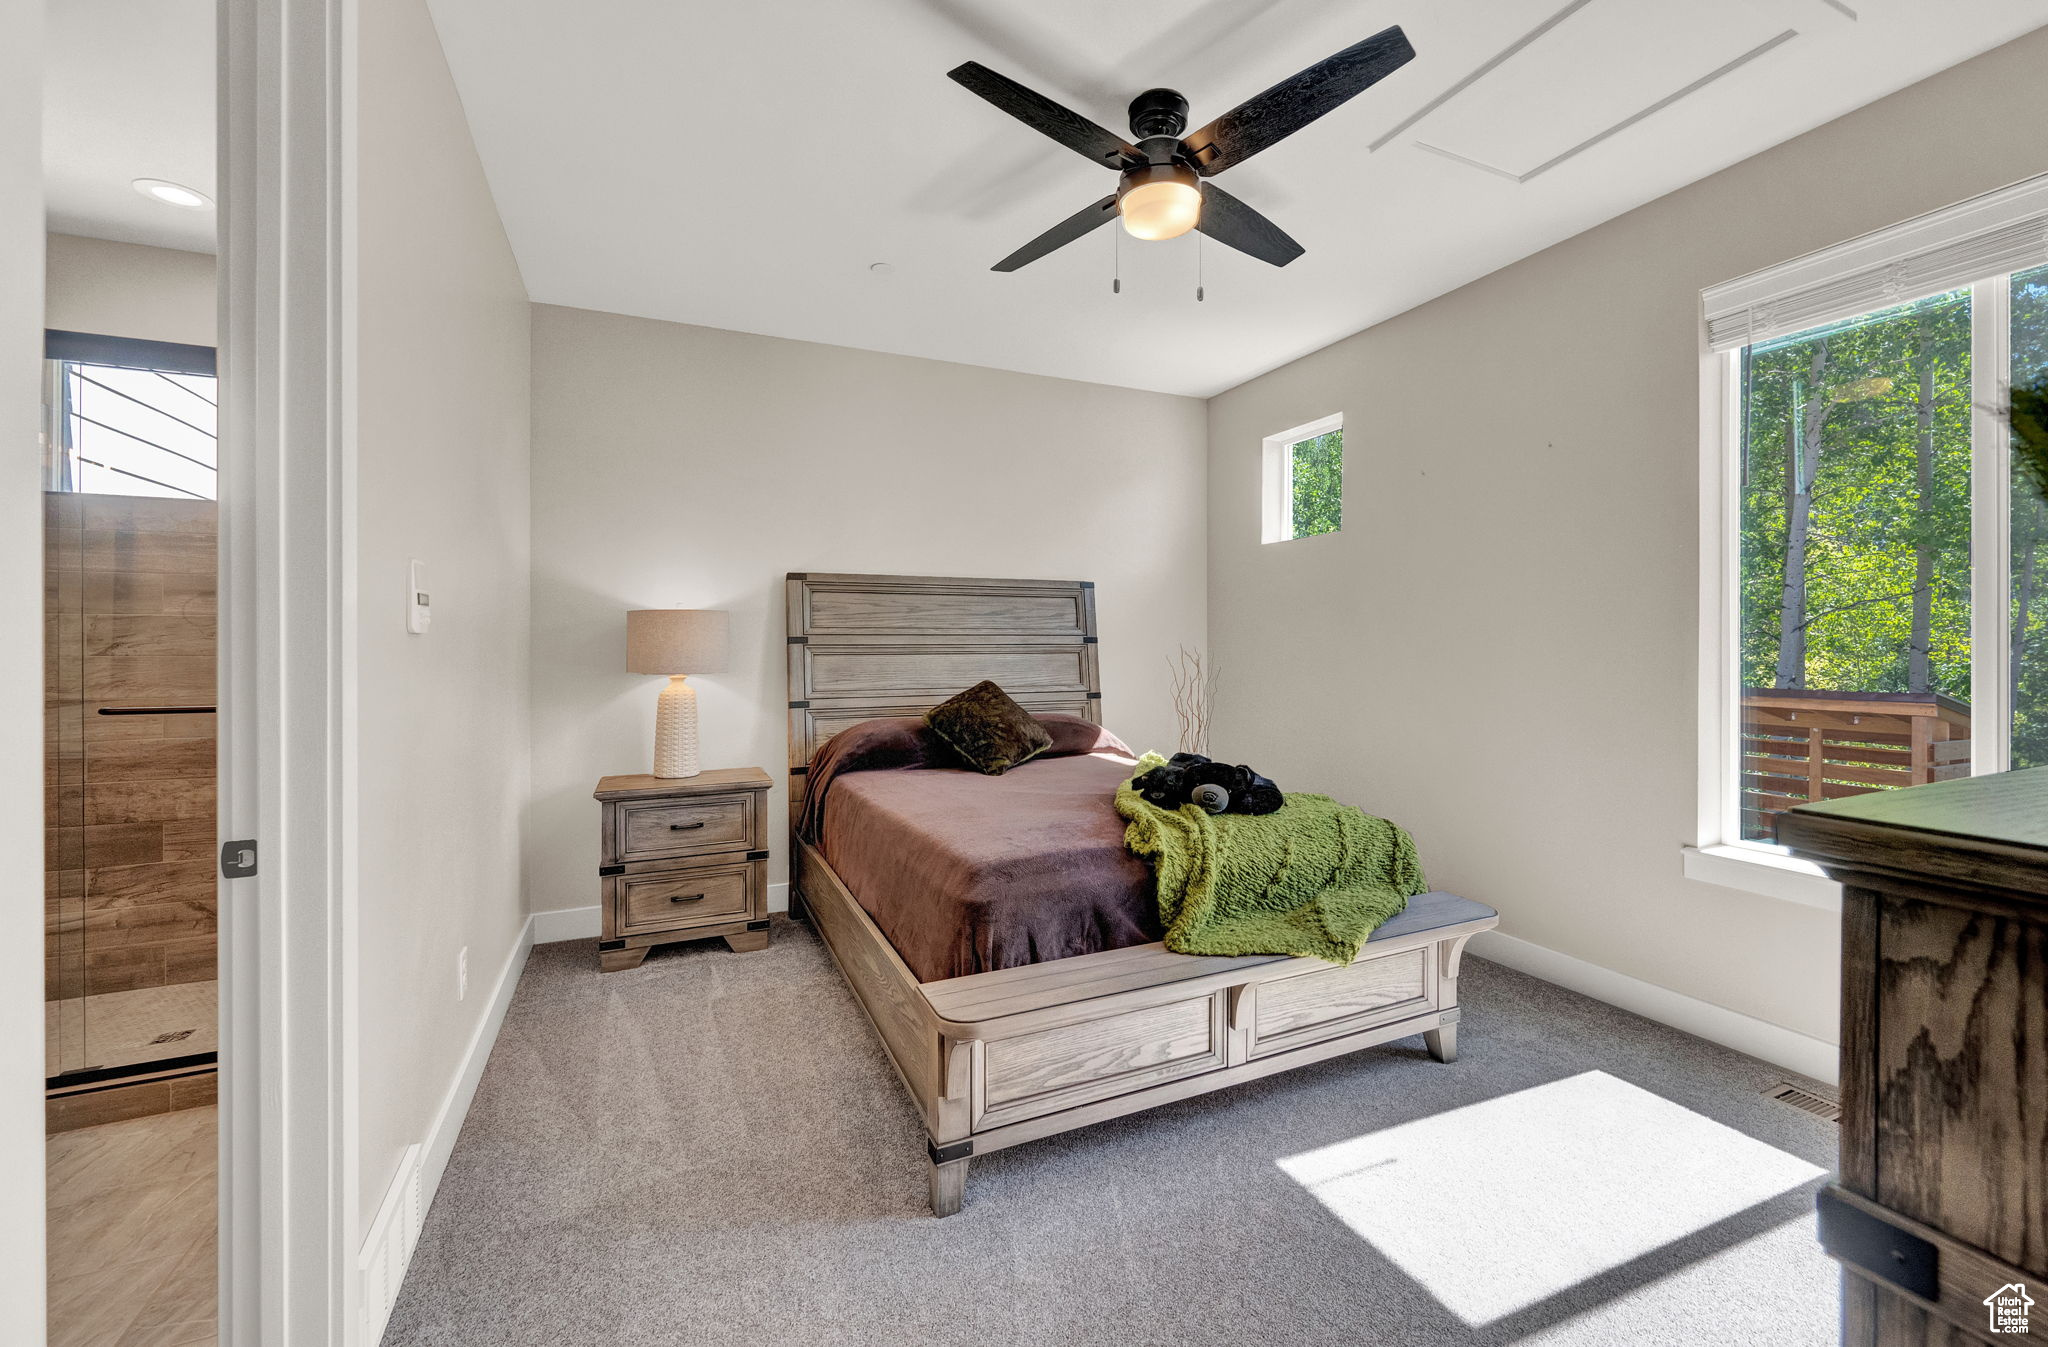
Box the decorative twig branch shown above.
[2012,379,2048,507]
[1987,377,2048,506]
[1168,646,1216,756]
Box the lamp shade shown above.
[626,608,729,675]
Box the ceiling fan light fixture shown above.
[952,25,1413,271]
[1117,163,1201,241]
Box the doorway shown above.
[21,0,376,1340]
[40,3,221,1342]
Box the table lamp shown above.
[626,608,730,778]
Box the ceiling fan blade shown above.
[1195,182,1303,267]
[992,194,1119,272]
[948,62,1140,169]
[1181,25,1415,176]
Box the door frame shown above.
[3,1,50,1341]
[218,0,359,1341]
[2,2,360,1339]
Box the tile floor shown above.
[46,981,218,1077]
[46,1104,216,1347]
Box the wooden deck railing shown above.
[1741,688,1971,840]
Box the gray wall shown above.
[45,234,215,346]
[1205,27,2048,1047]
[526,303,1208,914]
[352,0,532,1227]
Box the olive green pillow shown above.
[925,681,1053,775]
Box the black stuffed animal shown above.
[1133,752,1206,809]
[1134,752,1284,816]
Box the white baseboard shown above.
[529,882,789,947]
[530,903,599,943]
[1468,930,1839,1086]
[358,915,534,1344]
[419,920,532,1203]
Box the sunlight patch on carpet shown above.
[1276,1070,1826,1325]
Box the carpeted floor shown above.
[382,917,1841,1347]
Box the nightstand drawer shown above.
[593,768,773,971]
[612,794,756,863]
[611,859,756,937]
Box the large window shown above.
[2009,268,2048,767]
[43,331,218,499]
[1702,178,2048,859]
[1262,413,1343,543]
[1735,289,1975,840]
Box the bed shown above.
[785,571,1498,1216]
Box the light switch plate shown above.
[407,560,430,634]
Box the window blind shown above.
[1703,173,2048,352]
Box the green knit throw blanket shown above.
[1116,753,1427,964]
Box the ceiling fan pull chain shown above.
[1113,225,1121,295]
[1196,232,1205,303]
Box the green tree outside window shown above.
[1739,290,1974,705]
[1291,431,1342,539]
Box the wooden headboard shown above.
[784,571,1101,824]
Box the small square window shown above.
[1262,414,1343,543]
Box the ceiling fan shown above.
[947,25,1415,274]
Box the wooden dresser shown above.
[1778,768,2048,1346]
[592,767,773,972]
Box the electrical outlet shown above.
[456,946,468,1001]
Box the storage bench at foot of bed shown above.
[792,839,1496,1217]
[919,890,1493,1214]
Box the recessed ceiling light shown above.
[132,178,213,211]
[868,262,894,274]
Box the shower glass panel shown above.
[42,331,219,1086]
[44,478,86,1076]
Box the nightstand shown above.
[592,767,772,972]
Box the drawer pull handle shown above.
[670,893,706,904]
[669,821,706,832]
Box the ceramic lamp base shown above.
[652,675,701,778]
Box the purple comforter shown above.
[799,716,1162,983]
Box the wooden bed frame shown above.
[785,571,1497,1216]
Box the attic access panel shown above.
[1412,0,1799,181]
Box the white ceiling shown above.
[427,0,2048,396]
[37,2,2047,389]
[43,0,217,255]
